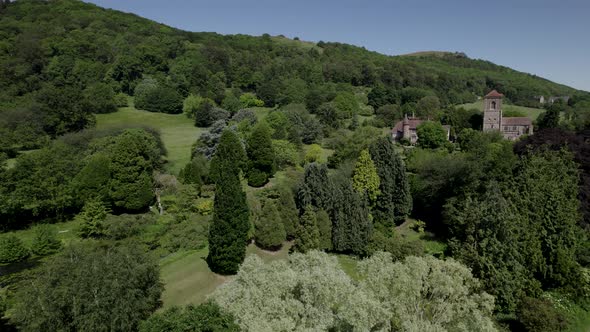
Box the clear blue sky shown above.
[86,0,590,92]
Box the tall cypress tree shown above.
[331,178,372,255]
[296,163,332,212]
[209,128,246,182]
[294,205,320,253]
[246,122,275,187]
[316,209,332,251]
[392,146,412,224]
[277,187,298,239]
[255,201,286,250]
[352,149,381,204]
[369,137,411,232]
[207,130,250,275]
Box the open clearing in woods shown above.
[96,104,205,175]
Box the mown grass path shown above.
[96,106,205,175]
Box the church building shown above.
[482,90,533,140]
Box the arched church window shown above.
[491,101,496,109]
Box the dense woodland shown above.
[1,0,590,331]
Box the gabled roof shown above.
[485,90,504,98]
[502,117,532,126]
[392,118,424,134]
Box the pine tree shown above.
[207,130,250,275]
[31,225,62,256]
[316,209,332,251]
[296,163,332,212]
[331,178,372,255]
[246,122,275,187]
[369,137,411,230]
[294,206,320,252]
[209,129,246,182]
[78,197,109,238]
[255,201,286,250]
[0,235,29,264]
[392,147,412,224]
[352,149,381,204]
[278,187,298,238]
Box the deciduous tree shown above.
[11,243,163,332]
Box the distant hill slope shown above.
[0,0,585,113]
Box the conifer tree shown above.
[369,137,411,230]
[0,235,29,264]
[78,197,109,238]
[207,131,250,275]
[209,129,246,182]
[278,187,298,238]
[255,201,286,250]
[316,209,333,251]
[296,163,332,212]
[352,149,381,204]
[246,122,276,187]
[31,224,62,256]
[294,206,320,252]
[331,178,372,255]
[392,147,412,224]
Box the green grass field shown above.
[459,100,544,120]
[2,219,80,248]
[159,242,292,308]
[96,106,205,175]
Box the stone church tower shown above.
[482,90,503,131]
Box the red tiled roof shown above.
[392,118,424,135]
[485,90,504,98]
[502,117,532,126]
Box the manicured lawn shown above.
[459,100,544,120]
[336,254,361,280]
[3,219,80,248]
[159,242,292,308]
[96,106,205,175]
[396,218,447,257]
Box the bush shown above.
[231,109,257,125]
[272,140,300,169]
[143,85,183,114]
[30,224,62,256]
[305,144,323,164]
[114,93,129,107]
[195,198,214,215]
[366,231,424,261]
[182,94,204,118]
[104,214,156,240]
[160,216,209,253]
[517,297,568,332]
[140,302,239,332]
[247,168,268,187]
[82,83,117,114]
[0,235,30,264]
[239,92,264,108]
[195,99,217,127]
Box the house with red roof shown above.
[392,114,450,145]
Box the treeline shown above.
[408,128,590,328]
[0,127,165,229]
[0,0,585,151]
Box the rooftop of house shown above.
[392,116,450,134]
